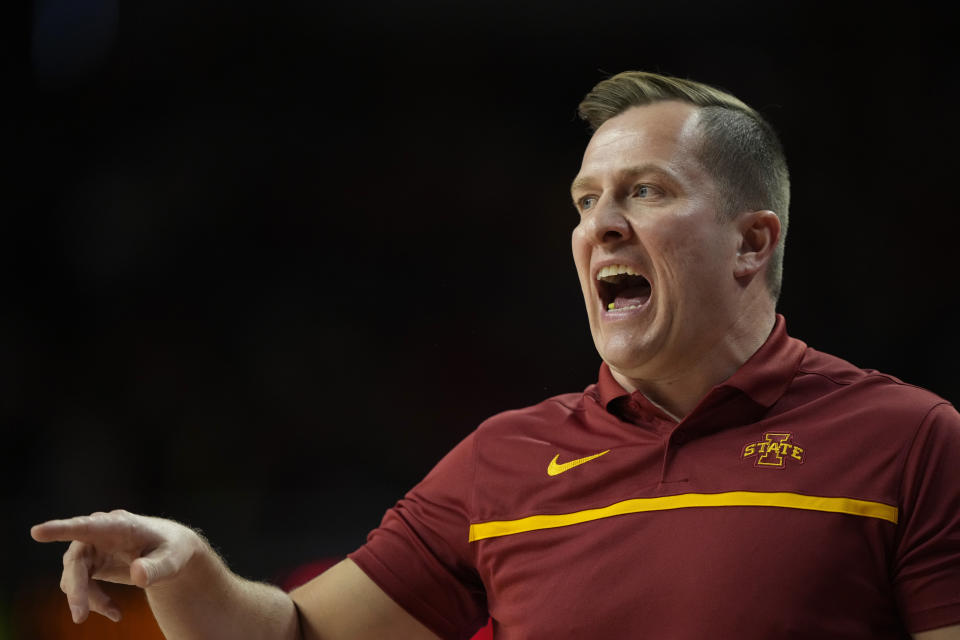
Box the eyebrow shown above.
[570,163,677,198]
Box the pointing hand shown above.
[31,510,202,624]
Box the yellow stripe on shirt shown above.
[468,491,898,542]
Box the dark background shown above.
[5,0,958,634]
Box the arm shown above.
[31,510,440,640]
[291,558,440,640]
[914,626,960,640]
[31,510,298,640]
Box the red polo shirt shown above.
[349,316,960,638]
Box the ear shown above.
[733,210,781,280]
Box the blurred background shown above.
[5,0,958,637]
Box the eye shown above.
[578,195,599,211]
[634,184,654,198]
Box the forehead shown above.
[574,101,704,187]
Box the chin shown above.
[597,335,656,376]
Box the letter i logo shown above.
[741,432,804,468]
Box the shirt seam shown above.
[469,430,480,554]
[894,401,953,536]
[796,367,947,395]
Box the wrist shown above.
[144,523,220,593]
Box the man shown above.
[31,71,960,639]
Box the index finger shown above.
[31,516,111,544]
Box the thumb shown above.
[130,546,182,588]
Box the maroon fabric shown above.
[349,315,960,638]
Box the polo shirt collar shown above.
[596,314,807,430]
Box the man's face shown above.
[571,101,744,383]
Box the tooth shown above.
[597,264,643,280]
[608,302,615,310]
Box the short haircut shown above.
[578,71,790,301]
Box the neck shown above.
[610,309,776,420]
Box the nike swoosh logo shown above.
[547,450,611,476]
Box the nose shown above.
[584,195,632,245]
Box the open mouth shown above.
[596,264,652,312]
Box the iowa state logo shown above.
[741,432,804,468]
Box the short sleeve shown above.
[894,402,960,632]
[348,432,487,640]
